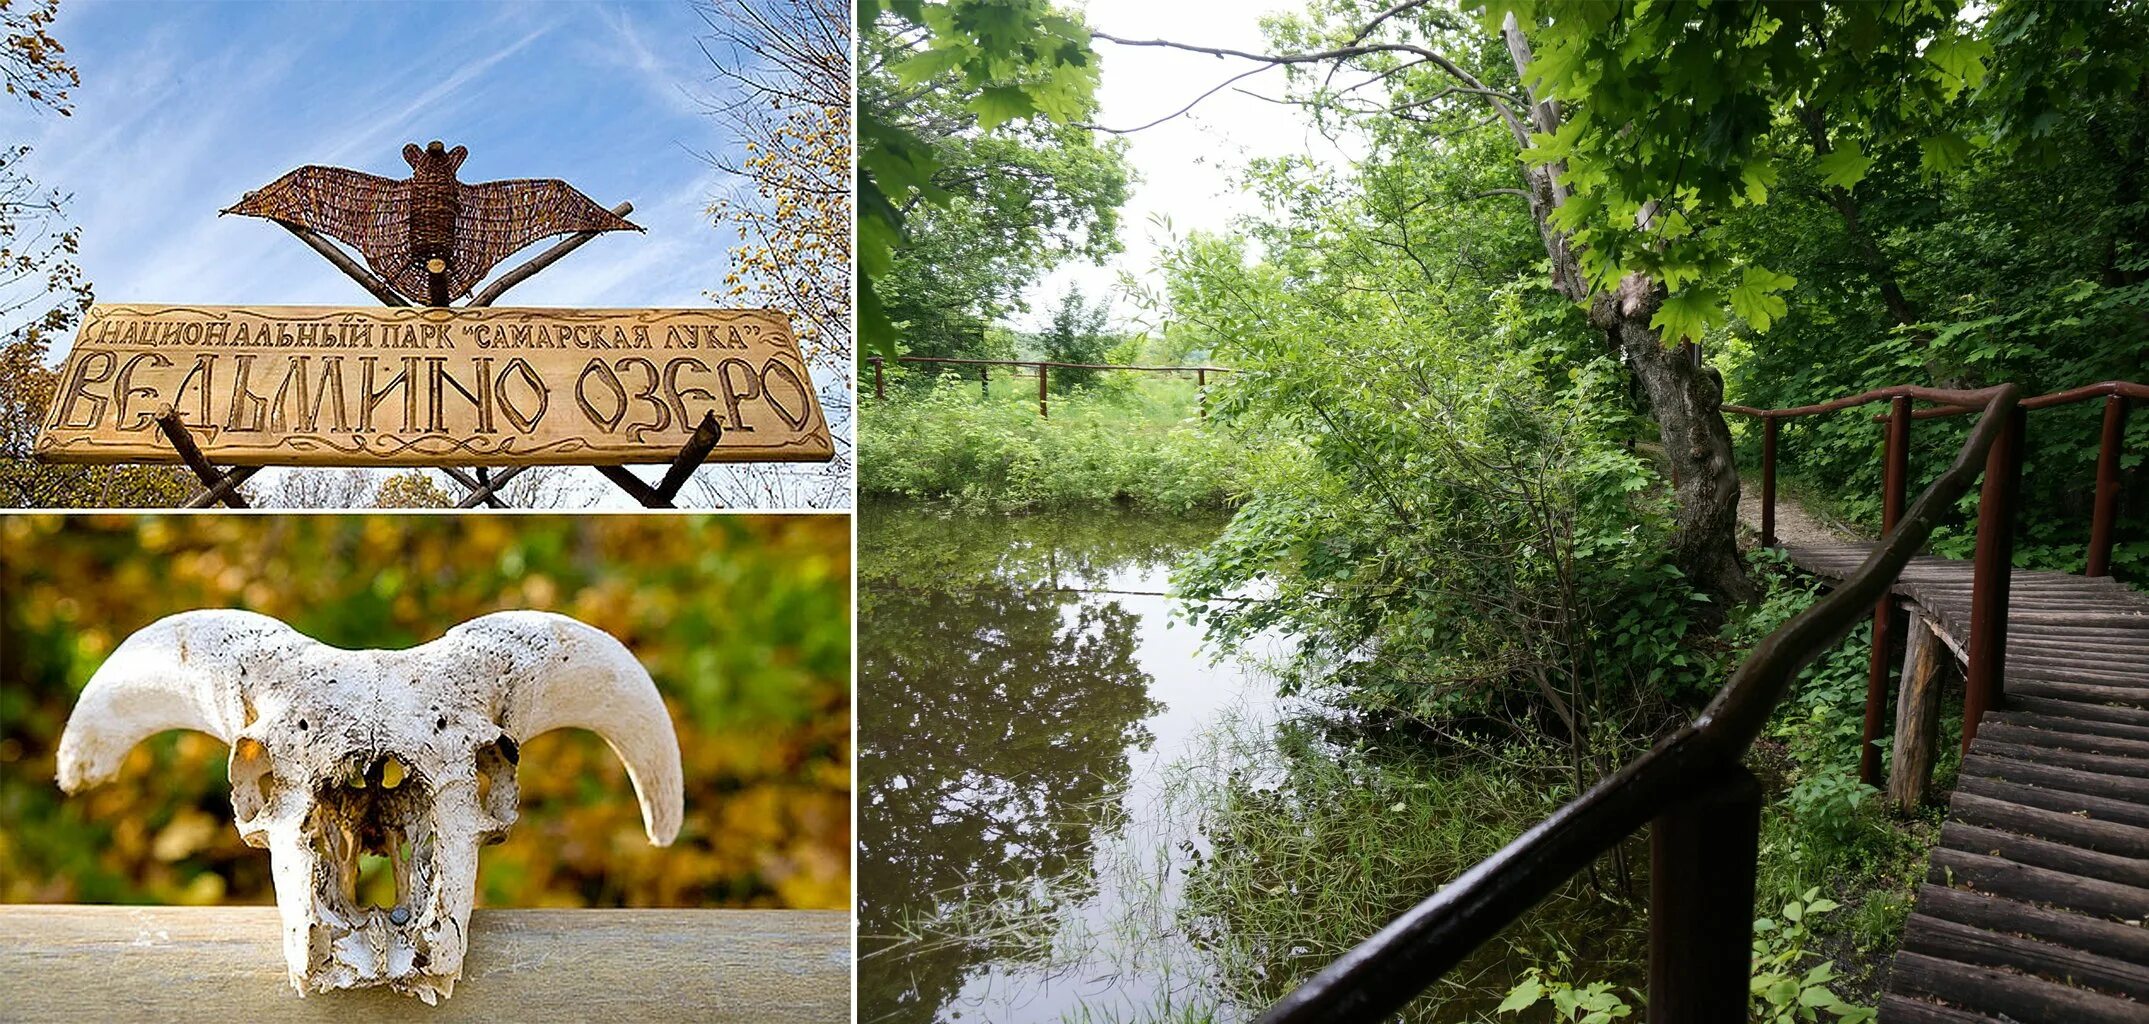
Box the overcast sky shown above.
[1012,0,1349,333]
[5,0,847,508]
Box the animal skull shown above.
[55,609,682,1003]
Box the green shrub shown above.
[860,373,1246,511]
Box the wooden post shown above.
[1197,367,1208,421]
[980,364,989,399]
[1760,417,1779,547]
[1038,363,1049,418]
[1888,613,1948,813]
[1861,397,1912,788]
[156,406,251,509]
[1963,404,2025,751]
[872,357,884,401]
[183,466,262,509]
[1648,767,1760,1024]
[2086,395,2127,578]
[274,222,410,307]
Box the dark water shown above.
[857,500,1284,1023]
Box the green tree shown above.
[1038,284,1111,389]
[855,0,1119,357]
[0,0,190,508]
[861,9,1128,365]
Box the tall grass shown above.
[860,372,1247,511]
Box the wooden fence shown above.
[0,906,847,1023]
[865,355,1232,418]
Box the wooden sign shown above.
[34,304,833,467]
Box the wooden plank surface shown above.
[0,906,848,1023]
[1777,542,2149,1022]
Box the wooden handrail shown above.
[1263,386,2022,1024]
[865,355,1232,418]
[868,354,1232,373]
[1727,379,2140,575]
[1886,379,2149,420]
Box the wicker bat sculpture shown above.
[222,140,640,305]
[55,609,682,1003]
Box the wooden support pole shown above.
[2086,395,2127,578]
[1197,367,1208,420]
[872,357,884,400]
[468,201,635,307]
[156,406,251,508]
[595,465,663,507]
[1862,397,1913,787]
[440,466,530,509]
[1963,405,2025,751]
[655,412,724,502]
[980,364,989,399]
[182,466,261,509]
[275,222,410,307]
[1038,363,1049,419]
[1648,767,1760,1024]
[1760,417,1779,547]
[1888,613,1948,813]
[594,413,724,509]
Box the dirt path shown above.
[1734,479,1867,550]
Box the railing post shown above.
[1760,417,1779,547]
[1197,368,1208,421]
[1963,404,2025,751]
[1038,363,1049,419]
[980,364,989,399]
[2087,394,2128,577]
[1649,766,1761,1024]
[872,356,884,401]
[1861,396,1912,788]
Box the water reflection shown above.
[858,500,1246,1022]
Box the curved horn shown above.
[56,609,308,793]
[443,611,683,846]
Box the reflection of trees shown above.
[858,579,1161,1023]
[860,496,1226,595]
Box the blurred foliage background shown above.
[0,514,850,911]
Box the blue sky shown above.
[13,0,745,307]
[8,0,851,507]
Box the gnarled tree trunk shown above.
[1592,277,1758,606]
[1501,15,1756,608]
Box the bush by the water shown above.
[860,372,1246,511]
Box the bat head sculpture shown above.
[56,609,682,1003]
[405,139,468,178]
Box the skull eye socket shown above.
[473,735,520,828]
[229,737,276,821]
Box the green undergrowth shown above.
[1176,715,1650,1022]
[1736,551,1958,1011]
[860,372,1250,511]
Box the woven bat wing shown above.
[223,165,415,287]
[445,178,641,299]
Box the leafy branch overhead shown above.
[1479,0,2000,344]
[856,0,1105,356]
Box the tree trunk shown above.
[1592,277,1759,607]
[1501,15,1756,608]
